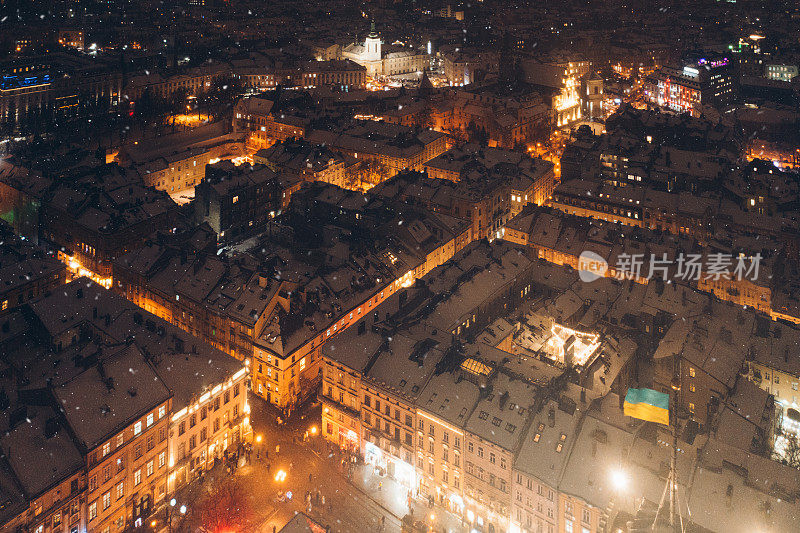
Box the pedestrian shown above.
[309,473,313,482]
[267,463,271,473]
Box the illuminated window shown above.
[689,367,696,378]
[134,422,142,436]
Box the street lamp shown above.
[167,498,177,533]
[256,434,263,443]
[610,468,629,491]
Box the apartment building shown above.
[193,161,285,244]
[0,278,249,533]
[167,365,250,492]
[253,139,348,190]
[373,155,554,243]
[307,122,448,178]
[233,97,311,151]
[317,234,800,533]
[413,370,479,513]
[115,183,471,413]
[116,123,247,194]
[0,160,178,282]
[463,373,533,533]
[55,349,172,533]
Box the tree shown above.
[193,478,254,533]
[202,74,245,120]
[783,434,800,468]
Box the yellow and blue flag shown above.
[623,388,669,425]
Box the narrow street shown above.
[171,396,467,533]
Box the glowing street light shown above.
[310,426,318,435]
[256,434,263,443]
[179,505,186,515]
[610,468,629,490]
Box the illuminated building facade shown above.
[0,279,252,533]
[765,63,798,82]
[342,21,429,79]
[644,57,736,115]
[581,73,604,121]
[307,122,448,180]
[233,97,310,151]
[319,241,542,530]
[0,53,122,126]
[116,124,248,195]
[298,60,366,90]
[168,367,251,493]
[522,59,592,128]
[58,29,85,51]
[321,361,363,453]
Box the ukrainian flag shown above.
[623,388,669,425]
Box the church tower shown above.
[364,20,382,62]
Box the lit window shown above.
[134,422,142,436]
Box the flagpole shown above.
[669,415,677,528]
[652,378,681,532]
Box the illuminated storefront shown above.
[365,441,416,489]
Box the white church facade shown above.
[342,22,429,78]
